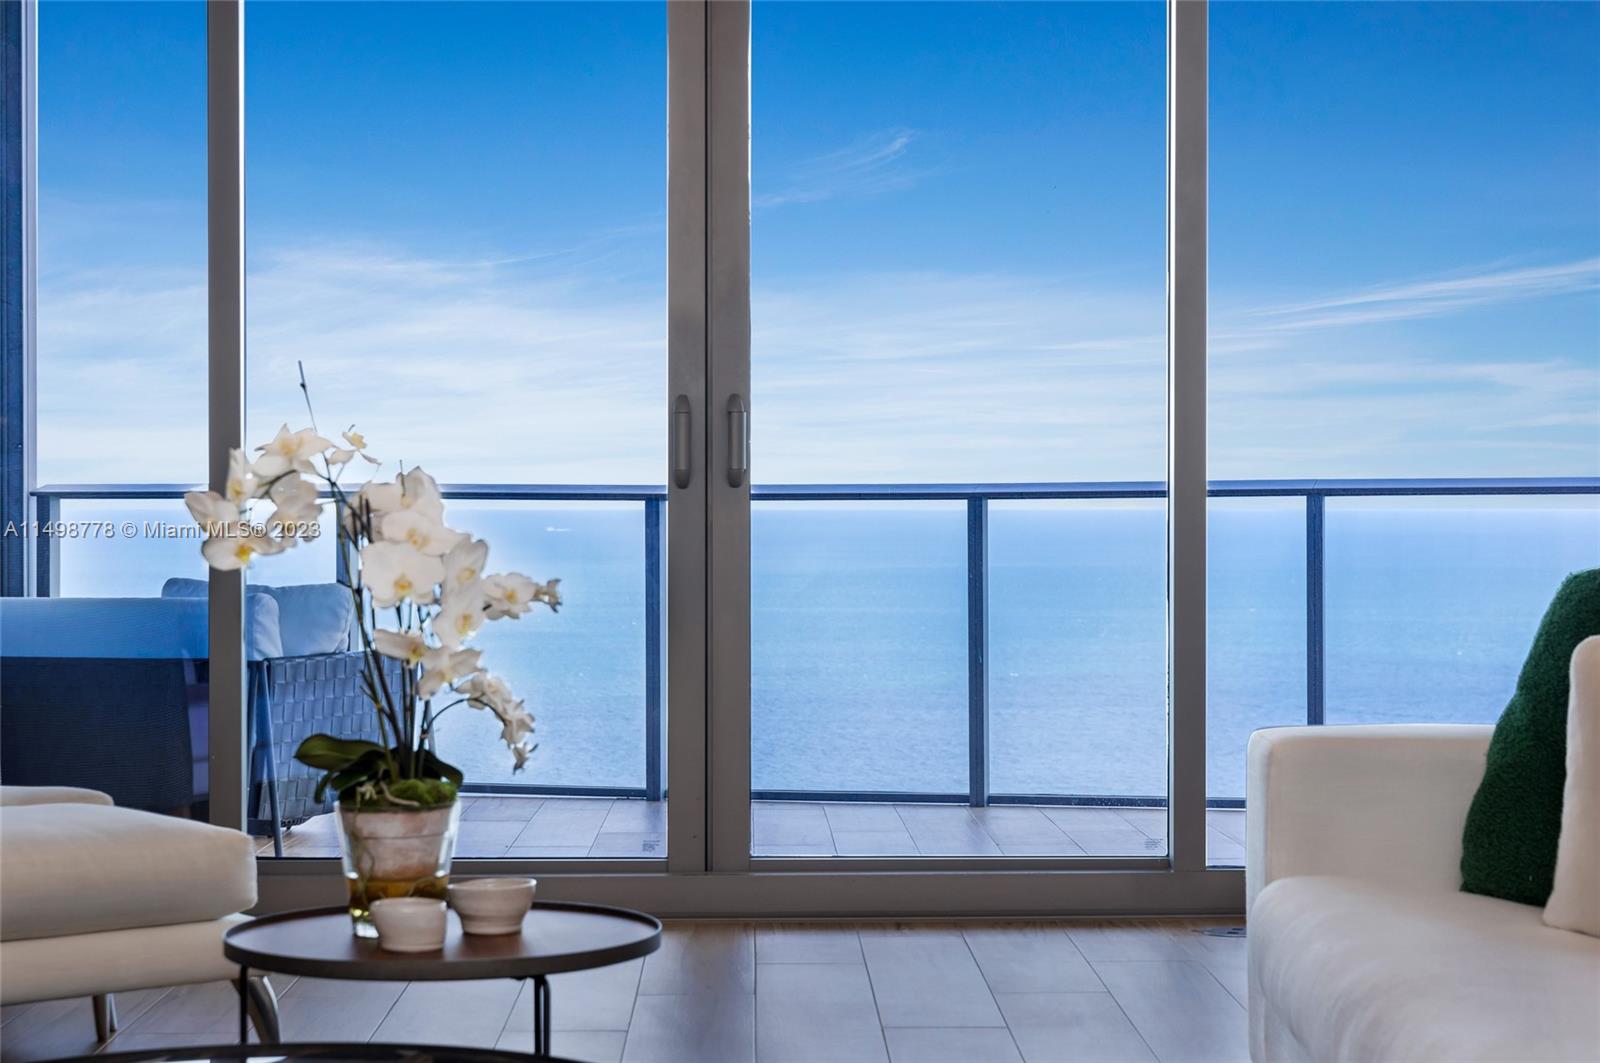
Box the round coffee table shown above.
[224,903,661,1058]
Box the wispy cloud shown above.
[1206,256,1600,477]
[1216,256,1600,348]
[754,128,933,210]
[36,239,667,484]
[33,221,1599,486]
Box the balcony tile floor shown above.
[0,919,1248,1063]
[255,797,1246,863]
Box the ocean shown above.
[53,496,1600,802]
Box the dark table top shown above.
[76,1043,578,1063]
[224,902,661,981]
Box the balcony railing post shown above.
[644,495,665,800]
[33,490,56,597]
[332,495,350,587]
[967,496,989,807]
[1306,493,1325,726]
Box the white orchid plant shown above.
[184,415,559,811]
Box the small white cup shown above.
[370,897,448,952]
[448,877,536,935]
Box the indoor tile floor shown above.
[255,797,1247,864]
[0,919,1249,1063]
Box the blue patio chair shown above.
[0,585,391,855]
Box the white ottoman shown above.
[0,792,278,1043]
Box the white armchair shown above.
[1246,725,1600,1062]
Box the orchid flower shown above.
[442,538,489,593]
[267,475,323,532]
[342,426,382,465]
[364,468,445,521]
[224,450,260,504]
[417,647,482,699]
[372,629,429,666]
[184,490,241,532]
[200,522,287,571]
[380,509,465,557]
[432,587,487,650]
[497,707,535,746]
[480,573,540,619]
[255,424,335,475]
[457,672,515,714]
[360,541,444,607]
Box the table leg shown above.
[531,974,551,1057]
[237,965,250,1046]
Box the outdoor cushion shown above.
[1461,568,1600,905]
[1544,636,1600,936]
[0,595,284,662]
[1251,875,1600,1062]
[163,577,353,656]
[0,803,256,941]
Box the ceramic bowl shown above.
[370,897,447,952]
[448,877,536,935]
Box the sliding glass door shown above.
[738,0,1171,861]
[28,0,1589,912]
[1205,0,1600,866]
[240,0,685,862]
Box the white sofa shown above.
[1246,725,1600,1062]
[0,785,279,1043]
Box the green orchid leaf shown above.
[417,750,465,787]
[324,749,390,801]
[294,734,387,772]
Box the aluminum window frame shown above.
[16,0,1238,914]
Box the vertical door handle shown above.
[672,395,693,489]
[726,394,749,488]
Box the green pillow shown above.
[1461,567,1600,906]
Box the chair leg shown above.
[92,993,118,1043]
[239,974,281,1044]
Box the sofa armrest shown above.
[1246,724,1493,913]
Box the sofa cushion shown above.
[163,577,353,657]
[0,804,257,941]
[0,785,112,808]
[1252,875,1600,1062]
[0,595,284,662]
[1462,567,1600,905]
[1546,636,1600,936]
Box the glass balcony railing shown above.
[29,478,1600,809]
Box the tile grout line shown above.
[96,986,179,1054]
[957,926,1035,1063]
[1082,925,1168,1063]
[620,951,648,1062]
[364,978,410,1045]
[890,805,929,857]
[956,923,1010,1032]
[1056,925,1113,994]
[855,927,895,1063]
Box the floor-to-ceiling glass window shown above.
[1207,0,1600,865]
[748,0,1170,858]
[0,1,214,819]
[245,0,670,860]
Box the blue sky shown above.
[33,1,1600,485]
